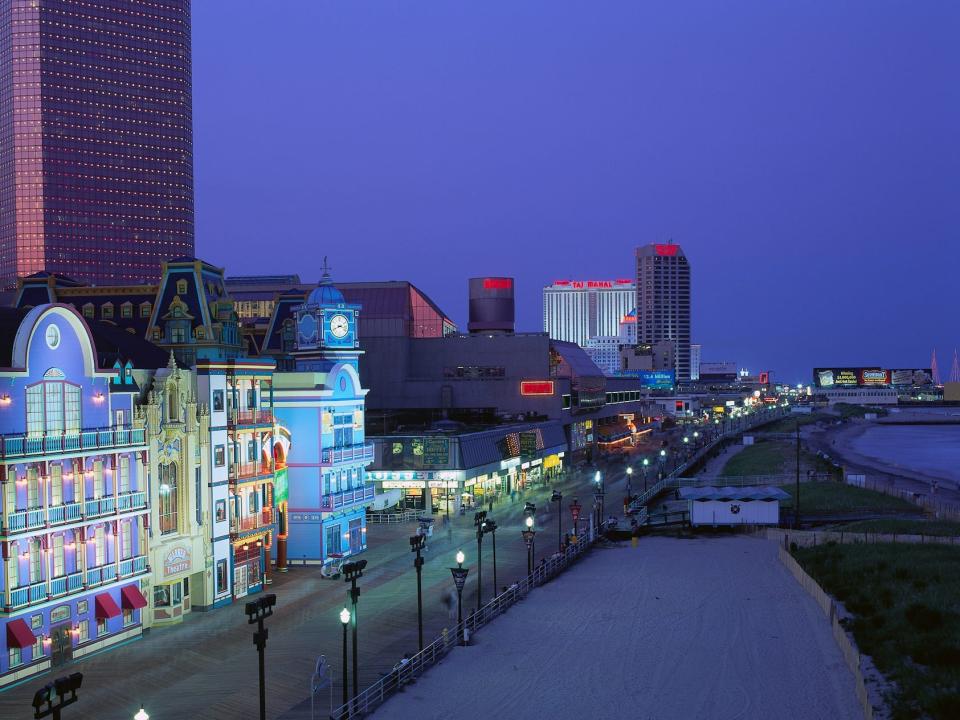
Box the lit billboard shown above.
[813,367,932,388]
[614,369,676,390]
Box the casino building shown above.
[542,279,636,347]
[0,305,158,688]
[272,272,374,564]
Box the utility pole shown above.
[795,420,801,529]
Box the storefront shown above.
[320,507,368,558]
[232,539,266,599]
[148,543,207,626]
[373,471,463,513]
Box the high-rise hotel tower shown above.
[635,242,691,382]
[0,0,194,289]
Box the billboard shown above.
[615,369,675,390]
[387,437,451,469]
[814,367,931,388]
[274,467,289,505]
[698,362,737,381]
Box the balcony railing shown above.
[10,580,47,610]
[319,485,375,513]
[231,509,274,535]
[85,496,116,518]
[229,462,274,482]
[323,443,375,466]
[228,409,274,427]
[86,564,118,589]
[47,502,83,525]
[0,427,146,459]
[49,571,84,597]
[116,491,147,512]
[3,494,145,536]
[118,555,148,577]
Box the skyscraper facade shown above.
[635,242,692,381]
[0,0,194,290]
[542,279,635,347]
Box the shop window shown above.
[97,618,106,637]
[122,609,134,627]
[8,647,21,668]
[325,525,342,555]
[154,585,171,607]
[32,634,43,658]
[78,620,88,641]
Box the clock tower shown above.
[293,263,361,372]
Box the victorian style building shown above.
[273,273,374,564]
[0,305,162,688]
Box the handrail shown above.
[329,523,602,719]
[0,426,146,459]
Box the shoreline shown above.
[806,421,960,501]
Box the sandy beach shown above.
[376,537,860,720]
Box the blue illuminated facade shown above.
[0,305,152,689]
[273,272,374,564]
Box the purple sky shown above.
[193,2,959,384]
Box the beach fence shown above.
[767,527,960,548]
[845,473,960,521]
[329,523,602,719]
[777,545,876,720]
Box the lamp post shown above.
[449,550,469,645]
[245,593,277,720]
[410,534,426,652]
[473,511,486,611]
[693,430,700,449]
[594,471,604,527]
[521,516,536,575]
[550,489,563,553]
[658,449,666,480]
[625,466,633,499]
[343,559,367,702]
[569,497,582,539]
[339,607,350,708]
[483,518,498,597]
[31,673,83,720]
[642,458,649,492]
[134,708,149,720]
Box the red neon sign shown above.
[655,244,679,256]
[483,278,512,290]
[520,381,555,396]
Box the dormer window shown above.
[140,302,151,318]
[196,327,205,339]
[120,302,133,318]
[176,279,188,295]
[101,303,114,319]
[82,303,94,319]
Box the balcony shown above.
[229,462,274,483]
[49,571,84,598]
[85,497,116,519]
[228,409,274,427]
[319,485,375,513]
[118,555,148,578]
[10,580,47,610]
[4,508,45,534]
[323,443,375,466]
[47,502,83,525]
[0,427,146,460]
[230,509,274,536]
[86,564,118,589]
[116,491,147,512]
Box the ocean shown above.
[849,423,960,483]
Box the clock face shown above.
[297,313,317,343]
[329,313,350,339]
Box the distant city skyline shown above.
[185,2,957,383]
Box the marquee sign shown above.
[164,546,191,576]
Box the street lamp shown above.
[244,593,277,720]
[339,607,350,708]
[410,534,426,652]
[569,497,582,538]
[593,471,604,528]
[521,516,536,575]
[473,511,487,611]
[343,559,367,702]
[550,489,563,552]
[658,448,667,480]
[134,708,149,720]
[642,458,650,492]
[482,518,498,598]
[449,550,470,645]
[625,466,633,498]
[32,673,83,720]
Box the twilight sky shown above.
[192,1,959,384]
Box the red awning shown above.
[95,592,121,619]
[6,618,36,649]
[120,585,148,610]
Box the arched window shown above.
[159,463,179,535]
[25,371,81,436]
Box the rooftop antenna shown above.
[320,256,333,284]
[931,348,942,385]
[950,349,960,384]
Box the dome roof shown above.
[307,278,344,307]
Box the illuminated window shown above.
[82,304,94,319]
[121,303,133,318]
[102,303,114,319]
[159,463,179,535]
[140,302,152,318]
[176,279,187,295]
